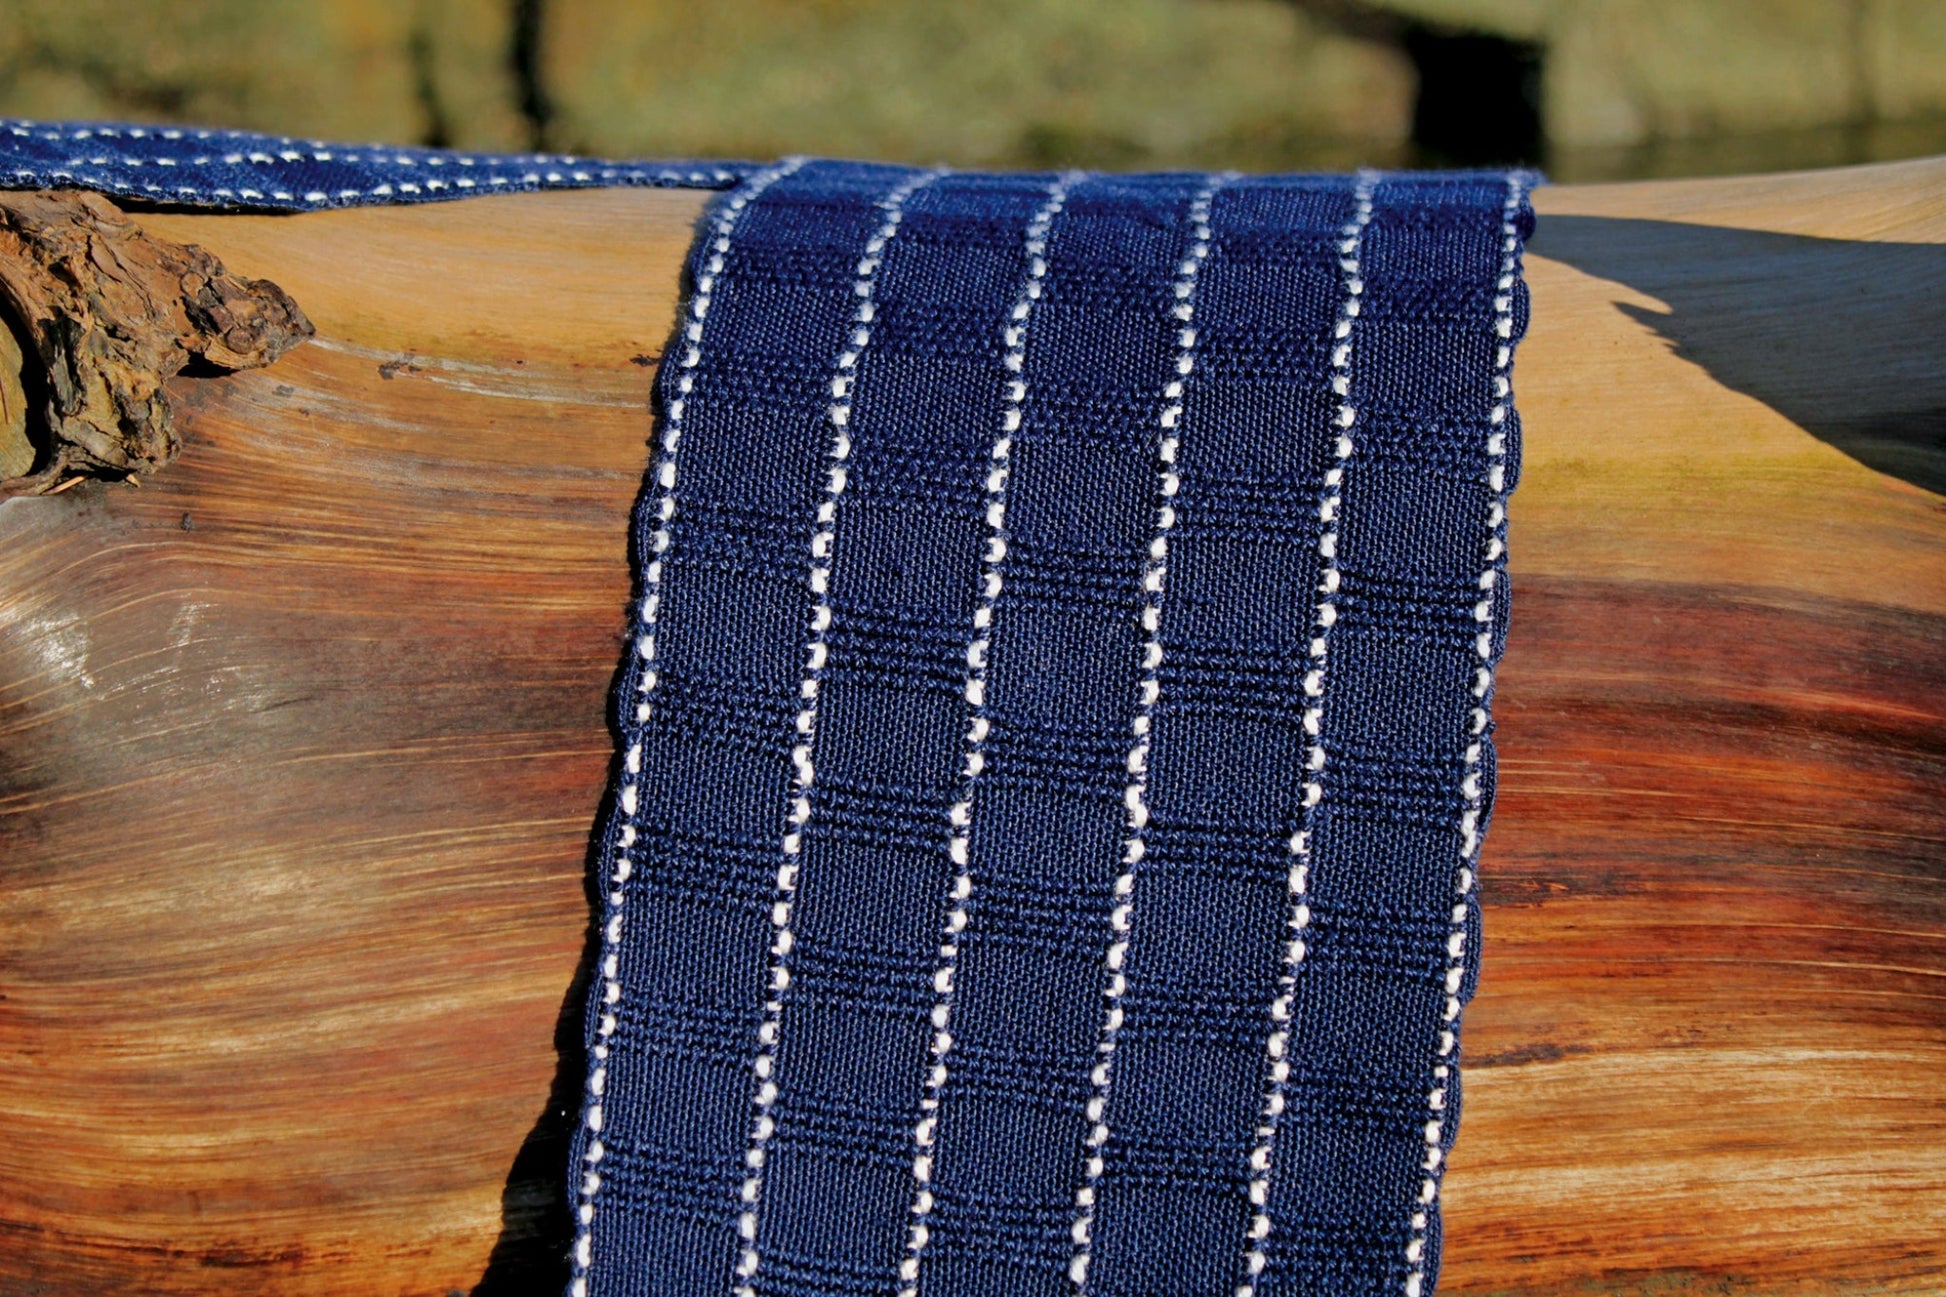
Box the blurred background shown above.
[0,0,1941,181]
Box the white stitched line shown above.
[14,119,744,199]
[1067,174,1228,1294]
[733,166,943,1297]
[566,155,805,1297]
[896,170,1077,1297]
[1400,176,1525,1297]
[1234,171,1377,1297]
[69,167,730,204]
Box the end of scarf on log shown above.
[0,190,313,495]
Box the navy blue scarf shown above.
[0,123,1533,1297]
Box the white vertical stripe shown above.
[1067,174,1230,1294]
[898,170,1078,1297]
[733,166,944,1297]
[569,154,806,1297]
[1401,175,1527,1297]
[1234,170,1377,1297]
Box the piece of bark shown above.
[0,312,29,478]
[0,189,313,494]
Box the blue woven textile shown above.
[0,123,1534,1296]
[574,161,1533,1297]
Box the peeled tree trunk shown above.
[0,160,1942,1295]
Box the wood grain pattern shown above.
[1446,159,1946,1297]
[0,189,700,1296]
[0,162,1941,1295]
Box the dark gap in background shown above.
[408,28,453,150]
[511,0,554,150]
[1405,25,1544,169]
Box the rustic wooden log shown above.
[0,159,1940,1294]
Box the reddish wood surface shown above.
[0,190,691,1295]
[1448,161,1946,1296]
[1,163,1942,1294]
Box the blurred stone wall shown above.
[1365,0,1946,149]
[0,0,531,149]
[535,0,1410,169]
[0,0,1939,173]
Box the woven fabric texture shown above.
[574,160,1534,1297]
[0,126,1535,1296]
[0,118,751,208]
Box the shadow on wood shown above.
[470,872,591,1295]
[1532,215,1946,495]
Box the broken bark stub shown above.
[0,190,313,494]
